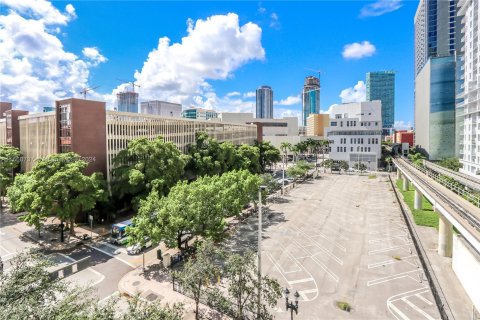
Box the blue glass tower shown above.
[366,71,395,132]
[302,76,320,126]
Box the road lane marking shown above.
[288,278,314,285]
[388,302,411,320]
[367,269,422,286]
[86,244,135,268]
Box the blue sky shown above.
[0,0,417,127]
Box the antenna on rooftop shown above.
[304,67,323,85]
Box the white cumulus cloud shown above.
[0,1,105,110]
[82,47,107,66]
[274,95,301,106]
[360,0,402,17]
[339,81,366,103]
[342,41,376,60]
[128,13,265,106]
[243,91,256,98]
[394,120,412,130]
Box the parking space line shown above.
[415,293,433,306]
[367,269,422,286]
[288,278,314,285]
[401,297,436,320]
[290,227,344,265]
[368,255,417,269]
[368,243,413,255]
[388,301,411,320]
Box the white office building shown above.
[140,100,182,117]
[325,101,383,171]
[458,0,480,176]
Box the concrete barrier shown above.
[49,256,90,281]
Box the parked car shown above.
[126,237,152,255]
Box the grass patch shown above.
[396,179,439,229]
[368,174,377,179]
[336,301,351,312]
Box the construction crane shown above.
[304,67,323,85]
[117,79,141,92]
[79,86,100,99]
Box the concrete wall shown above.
[0,119,5,146]
[452,235,480,311]
[414,59,431,152]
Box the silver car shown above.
[126,237,152,255]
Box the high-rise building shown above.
[414,0,461,160]
[457,0,480,176]
[302,76,320,126]
[366,71,395,132]
[415,56,456,160]
[324,101,382,171]
[306,114,329,137]
[414,0,461,76]
[140,100,182,117]
[116,91,139,113]
[256,85,273,119]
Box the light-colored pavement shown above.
[226,173,441,319]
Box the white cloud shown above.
[269,12,280,29]
[339,81,366,103]
[1,0,76,25]
[82,47,107,66]
[274,95,301,106]
[0,2,105,110]
[320,104,337,115]
[243,91,256,98]
[128,13,265,107]
[360,0,402,17]
[226,91,241,97]
[394,120,412,130]
[342,41,376,60]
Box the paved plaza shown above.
[226,173,441,320]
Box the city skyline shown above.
[0,0,417,129]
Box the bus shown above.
[109,219,133,245]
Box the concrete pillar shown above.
[414,187,423,210]
[402,177,409,191]
[397,170,401,180]
[438,214,453,257]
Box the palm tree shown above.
[291,145,299,163]
[320,140,330,173]
[280,142,292,165]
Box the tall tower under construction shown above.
[116,91,139,113]
[302,76,320,126]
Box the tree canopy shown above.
[111,137,186,207]
[438,157,461,172]
[7,153,107,237]
[254,140,281,172]
[0,145,21,210]
[129,170,261,249]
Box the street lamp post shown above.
[284,288,300,319]
[257,185,267,319]
[282,154,286,195]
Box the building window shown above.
[59,103,72,153]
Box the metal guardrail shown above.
[389,175,455,320]
[425,161,480,192]
[396,158,480,232]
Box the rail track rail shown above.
[424,160,480,192]
[395,158,480,233]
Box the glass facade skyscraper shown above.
[256,85,273,119]
[366,71,395,132]
[302,76,320,126]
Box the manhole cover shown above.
[145,293,158,301]
[132,281,140,286]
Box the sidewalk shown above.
[117,262,228,319]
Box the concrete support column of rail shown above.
[397,170,401,180]
[438,214,453,257]
[414,187,423,210]
[402,177,409,191]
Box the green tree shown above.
[173,240,222,319]
[0,145,21,211]
[322,159,333,172]
[339,160,349,173]
[122,296,184,320]
[186,132,225,177]
[7,153,107,239]
[260,174,281,194]
[112,137,186,207]
[221,251,282,320]
[130,170,260,249]
[385,156,393,172]
[353,162,367,174]
[408,152,426,166]
[234,144,261,174]
[294,141,308,159]
[254,140,281,172]
[439,157,461,172]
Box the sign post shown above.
[88,215,93,239]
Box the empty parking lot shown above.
[226,173,440,319]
